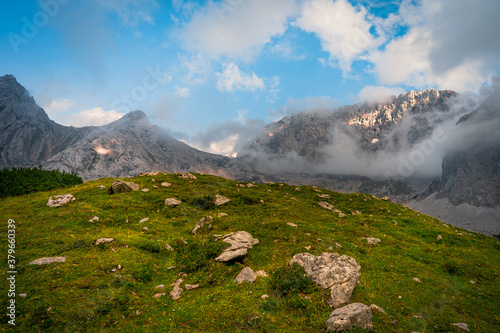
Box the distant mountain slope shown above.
[0,75,236,180]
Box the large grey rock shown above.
[326,303,373,332]
[108,179,140,194]
[28,257,66,265]
[289,252,361,308]
[235,267,257,284]
[215,231,259,262]
[47,194,75,207]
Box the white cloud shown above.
[367,0,500,91]
[356,86,406,103]
[42,98,77,115]
[63,108,125,127]
[182,0,297,61]
[97,0,158,27]
[180,53,211,86]
[294,0,382,72]
[269,95,340,120]
[175,86,190,98]
[186,134,240,157]
[216,63,265,93]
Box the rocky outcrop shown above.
[47,194,75,207]
[326,303,373,332]
[289,252,361,308]
[215,231,259,262]
[165,198,182,207]
[214,195,231,206]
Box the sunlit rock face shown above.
[247,89,458,160]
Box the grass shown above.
[0,173,499,332]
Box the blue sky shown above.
[1,0,499,156]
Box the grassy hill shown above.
[0,173,499,332]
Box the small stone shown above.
[97,185,106,189]
[413,277,422,283]
[153,185,158,188]
[218,212,228,217]
[370,304,386,315]
[151,179,156,182]
[139,218,149,223]
[191,216,213,235]
[261,294,269,299]
[336,243,342,248]
[141,188,150,192]
[18,293,27,298]
[328,246,334,251]
[214,194,230,206]
[185,284,199,290]
[361,237,381,245]
[469,280,476,284]
[317,194,330,199]
[255,270,268,277]
[165,243,174,251]
[167,266,176,270]
[161,182,171,187]
[287,222,297,227]
[235,267,257,284]
[95,238,114,246]
[165,198,182,207]
[111,268,116,273]
[89,216,99,222]
[156,285,165,289]
[177,173,197,179]
[437,235,442,240]
[136,310,142,315]
[451,323,469,332]
[338,212,346,218]
[215,231,259,262]
[153,293,166,298]
[294,187,301,191]
[143,227,149,231]
[170,279,184,300]
[304,246,312,250]
[117,265,122,270]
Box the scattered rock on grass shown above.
[370,304,386,315]
[191,216,213,235]
[97,185,106,189]
[215,231,259,262]
[437,235,443,240]
[139,218,149,223]
[47,194,75,207]
[165,198,181,207]
[96,238,114,245]
[28,257,66,265]
[108,180,139,194]
[89,216,99,222]
[413,277,422,283]
[153,293,166,298]
[141,188,150,192]
[161,182,171,187]
[235,267,257,284]
[165,243,174,251]
[287,222,297,227]
[215,194,230,206]
[255,270,268,277]
[289,252,361,308]
[185,284,199,290]
[326,303,373,332]
[451,323,470,332]
[361,237,381,245]
[170,279,184,300]
[178,173,197,179]
[218,212,228,218]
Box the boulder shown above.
[235,267,257,284]
[28,257,66,265]
[47,194,75,207]
[165,198,182,207]
[289,252,361,308]
[215,231,259,262]
[191,216,213,235]
[215,194,230,206]
[326,303,373,332]
[108,180,140,194]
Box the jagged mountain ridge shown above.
[247,89,458,160]
[0,75,236,180]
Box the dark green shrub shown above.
[238,195,260,205]
[192,194,215,210]
[443,262,461,276]
[138,241,161,253]
[174,237,225,272]
[131,265,154,282]
[269,263,317,297]
[0,166,82,198]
